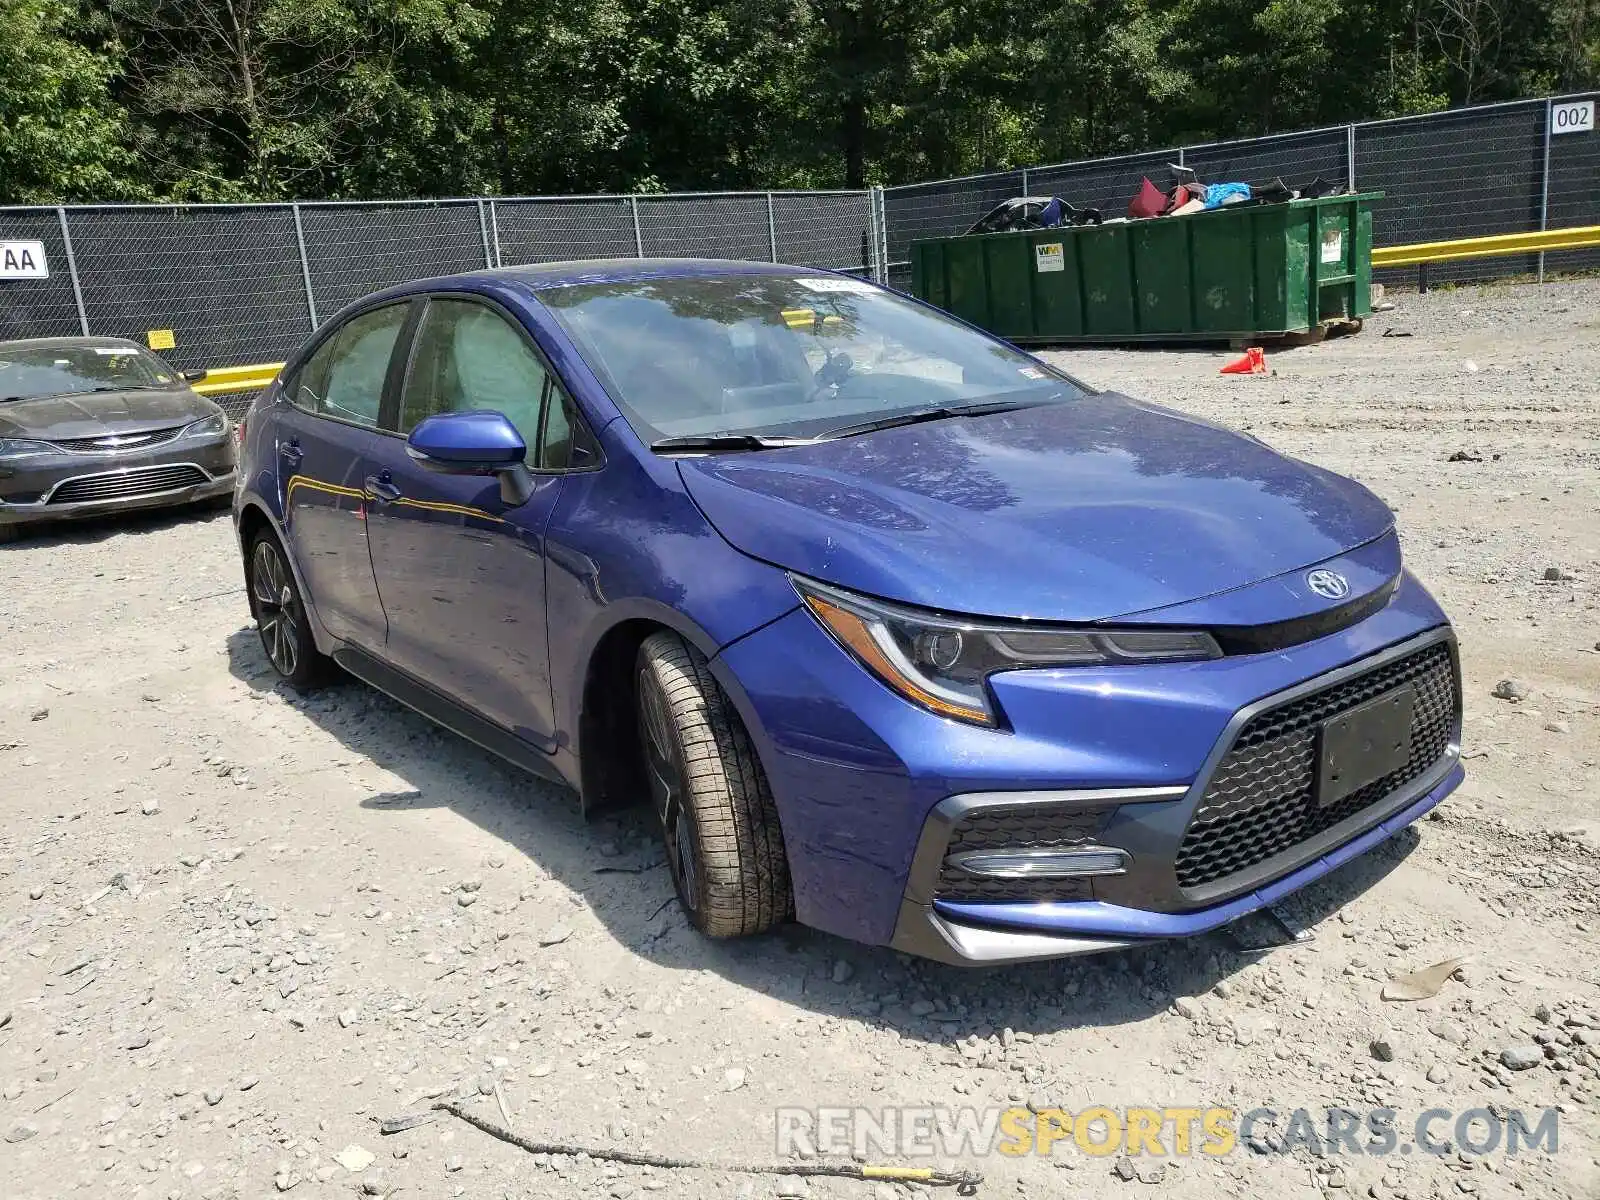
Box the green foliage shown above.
[0,0,141,202]
[0,0,1593,204]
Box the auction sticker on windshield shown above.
[1,241,49,280]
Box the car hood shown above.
[676,393,1396,622]
[0,389,210,441]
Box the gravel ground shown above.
[2,279,1598,1200]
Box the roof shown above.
[506,257,830,287]
[410,258,835,293]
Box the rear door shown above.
[363,295,589,745]
[276,301,413,648]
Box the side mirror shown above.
[407,410,533,506]
[181,369,208,383]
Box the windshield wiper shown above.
[650,432,822,453]
[822,393,1063,441]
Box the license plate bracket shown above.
[1317,686,1416,808]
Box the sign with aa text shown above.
[1,241,49,280]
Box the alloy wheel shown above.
[638,669,699,912]
[251,539,300,678]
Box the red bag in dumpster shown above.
[1128,177,1166,219]
[1165,182,1203,213]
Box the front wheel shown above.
[248,532,329,690]
[635,630,791,937]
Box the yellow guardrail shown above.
[189,362,284,396]
[1372,224,1600,268]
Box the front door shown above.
[276,301,411,649]
[364,296,571,746]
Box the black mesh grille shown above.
[1175,642,1458,890]
[49,464,208,504]
[935,805,1110,902]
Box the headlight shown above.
[793,576,1221,726]
[0,438,58,460]
[181,413,228,439]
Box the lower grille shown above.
[51,427,186,454]
[48,464,209,505]
[935,804,1110,903]
[1175,641,1458,891]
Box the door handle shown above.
[364,474,401,504]
[281,438,303,468]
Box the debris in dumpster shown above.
[1129,176,1167,219]
[1125,168,1346,222]
[1204,182,1252,208]
[966,196,1101,234]
[392,1097,986,1194]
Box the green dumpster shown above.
[910,192,1380,344]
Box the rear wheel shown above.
[635,630,791,937]
[248,531,329,690]
[0,525,18,544]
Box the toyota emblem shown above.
[1306,569,1350,600]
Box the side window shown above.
[400,300,548,461]
[293,303,407,428]
[533,383,600,470]
[539,382,573,470]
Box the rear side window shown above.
[292,304,407,428]
[400,300,550,463]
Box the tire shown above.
[247,530,330,690]
[635,630,791,937]
[0,524,18,544]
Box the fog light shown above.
[947,847,1130,879]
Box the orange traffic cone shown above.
[1220,346,1267,375]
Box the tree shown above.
[0,0,140,203]
[105,0,494,199]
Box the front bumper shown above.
[0,437,237,527]
[891,758,1462,966]
[712,568,1463,963]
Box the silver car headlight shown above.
[0,438,58,460]
[181,413,228,439]
[793,576,1221,726]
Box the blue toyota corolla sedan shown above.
[233,259,1463,966]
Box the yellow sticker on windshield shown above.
[146,329,176,351]
[781,308,849,332]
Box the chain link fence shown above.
[881,93,1600,291]
[0,191,876,392]
[2,92,1596,410]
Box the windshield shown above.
[537,274,1085,443]
[0,344,180,402]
